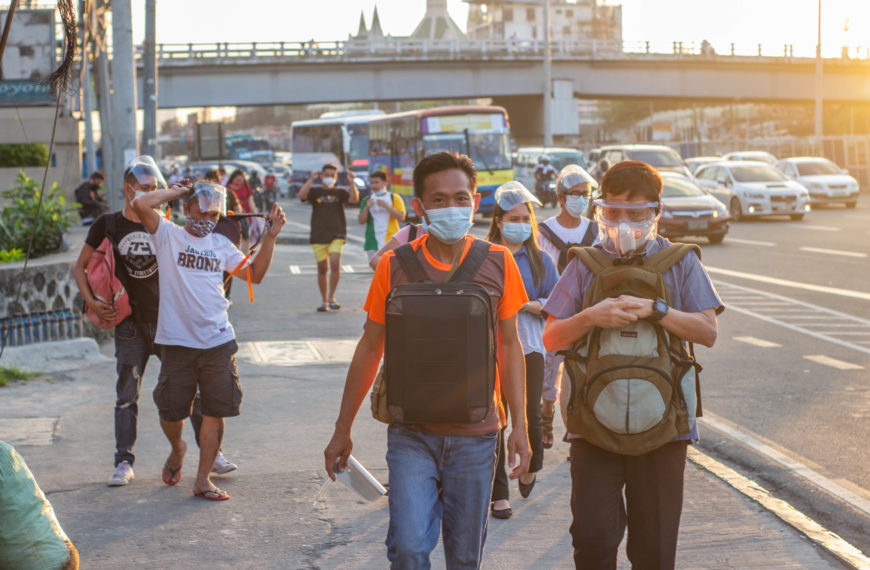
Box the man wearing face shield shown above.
[132,179,287,501]
[73,157,166,486]
[536,164,599,450]
[542,161,723,568]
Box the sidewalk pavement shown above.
[0,232,844,568]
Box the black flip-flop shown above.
[329,301,341,311]
[317,304,329,312]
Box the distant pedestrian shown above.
[542,161,724,568]
[75,171,108,224]
[358,171,406,261]
[298,163,359,312]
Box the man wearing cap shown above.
[132,181,286,501]
[536,164,600,448]
[73,158,165,486]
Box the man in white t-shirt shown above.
[536,164,599,448]
[132,181,286,501]
[358,171,406,260]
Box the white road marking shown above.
[700,413,870,521]
[803,355,865,370]
[714,280,870,355]
[799,246,867,258]
[688,446,870,569]
[342,265,355,273]
[724,237,777,247]
[800,224,841,232]
[289,265,301,274]
[733,336,781,348]
[708,267,870,301]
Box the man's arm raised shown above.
[131,185,190,234]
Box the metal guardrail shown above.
[150,38,870,65]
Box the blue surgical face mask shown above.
[375,188,388,197]
[501,222,532,244]
[564,195,588,218]
[423,206,473,244]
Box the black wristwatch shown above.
[649,297,669,323]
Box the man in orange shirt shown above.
[324,152,531,568]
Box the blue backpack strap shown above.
[393,243,429,283]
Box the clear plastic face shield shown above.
[186,182,227,217]
[494,180,542,211]
[593,199,661,256]
[556,164,598,194]
[126,156,167,193]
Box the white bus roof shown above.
[292,113,384,128]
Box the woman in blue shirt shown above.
[486,182,560,519]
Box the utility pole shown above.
[542,0,552,146]
[79,0,96,176]
[93,0,114,202]
[110,0,139,210]
[814,0,823,138]
[141,0,158,158]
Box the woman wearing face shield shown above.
[486,182,560,519]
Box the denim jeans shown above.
[113,317,160,467]
[385,424,498,569]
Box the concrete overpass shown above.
[138,38,870,139]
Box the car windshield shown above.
[662,177,706,198]
[628,149,683,167]
[548,151,587,171]
[730,165,787,183]
[425,132,512,171]
[796,161,841,176]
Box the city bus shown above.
[289,110,385,196]
[368,105,514,215]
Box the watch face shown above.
[654,299,668,315]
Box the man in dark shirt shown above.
[298,163,359,312]
[74,171,108,224]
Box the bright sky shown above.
[130,0,870,58]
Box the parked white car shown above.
[684,156,722,175]
[775,157,859,208]
[694,161,810,221]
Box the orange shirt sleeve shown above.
[363,251,394,325]
[496,247,528,320]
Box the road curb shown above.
[0,338,112,373]
[276,235,311,246]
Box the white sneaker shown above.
[107,460,134,486]
[211,452,238,475]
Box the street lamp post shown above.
[814,0,823,139]
[542,0,552,146]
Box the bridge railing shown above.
[150,38,870,65]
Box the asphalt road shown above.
[1,195,868,567]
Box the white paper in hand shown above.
[334,455,387,502]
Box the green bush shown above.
[0,248,24,263]
[0,144,49,167]
[0,171,78,257]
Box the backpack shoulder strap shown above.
[393,243,429,283]
[579,221,597,247]
[449,239,491,283]
[568,246,611,275]
[643,243,701,274]
[537,223,567,251]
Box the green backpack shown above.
[560,244,702,456]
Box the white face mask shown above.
[321,177,336,187]
[564,195,588,218]
[424,206,474,244]
[133,190,148,201]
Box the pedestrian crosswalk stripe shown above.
[733,336,781,348]
[289,265,301,274]
[342,265,355,273]
[803,355,864,370]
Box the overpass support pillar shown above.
[492,95,546,146]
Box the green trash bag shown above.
[0,440,77,569]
